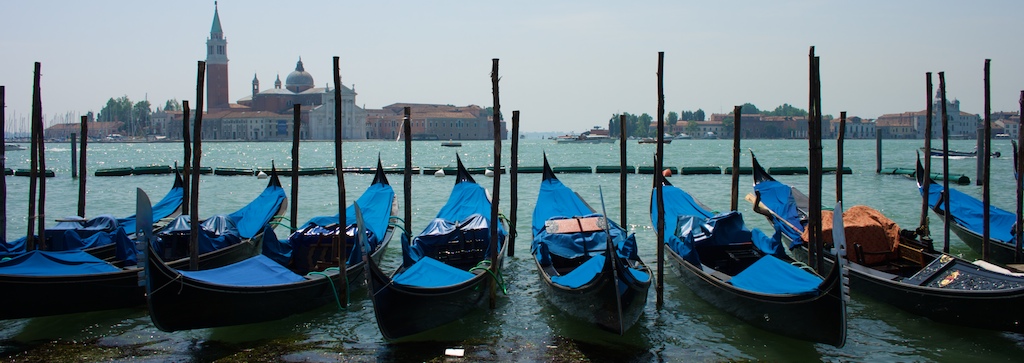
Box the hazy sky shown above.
[2,1,1022,132]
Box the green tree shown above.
[686,120,699,135]
[694,109,705,121]
[667,111,678,125]
[164,99,182,111]
[637,113,653,137]
[764,103,807,117]
[740,103,759,114]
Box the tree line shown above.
[95,97,182,136]
[607,103,809,138]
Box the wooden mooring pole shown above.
[920,73,933,235]
[939,72,951,254]
[489,58,502,309]
[837,112,846,204]
[333,56,348,306]
[189,61,206,271]
[1016,91,1024,263]
[182,101,191,219]
[26,63,41,251]
[78,116,88,217]
[509,110,520,257]
[982,59,992,262]
[291,104,300,231]
[619,114,627,230]
[0,86,6,240]
[731,106,741,211]
[655,51,666,310]
[403,107,411,242]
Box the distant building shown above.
[365,103,506,140]
[44,121,122,140]
[829,116,876,139]
[875,91,979,139]
[165,3,365,141]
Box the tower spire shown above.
[205,1,229,110]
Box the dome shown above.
[285,58,314,92]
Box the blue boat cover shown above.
[290,181,395,268]
[45,214,119,251]
[728,254,822,295]
[652,184,784,266]
[0,250,120,276]
[260,225,292,266]
[403,179,506,268]
[119,183,184,236]
[549,254,606,288]
[393,256,476,288]
[531,178,640,263]
[297,182,395,241]
[177,254,306,286]
[923,182,1017,245]
[752,180,806,247]
[154,214,243,256]
[1,227,137,265]
[228,183,287,239]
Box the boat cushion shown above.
[550,254,606,289]
[393,256,475,288]
[0,250,120,276]
[728,255,821,295]
[177,255,306,286]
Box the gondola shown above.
[915,159,1020,264]
[146,163,396,331]
[0,170,286,320]
[531,155,650,335]
[0,171,184,262]
[651,176,846,347]
[921,146,1000,158]
[749,153,1024,333]
[365,155,508,340]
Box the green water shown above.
[0,138,1021,362]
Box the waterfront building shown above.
[875,91,979,139]
[365,103,506,140]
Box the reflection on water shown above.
[1,139,1023,361]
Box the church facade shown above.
[157,3,366,141]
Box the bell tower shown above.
[206,1,229,110]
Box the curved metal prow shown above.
[542,153,557,182]
[455,154,475,184]
[373,157,390,186]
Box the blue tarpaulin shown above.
[403,179,505,268]
[119,182,184,236]
[549,254,606,288]
[393,256,476,288]
[178,254,306,286]
[752,180,806,247]
[228,183,286,239]
[729,254,821,295]
[154,214,243,258]
[0,250,120,276]
[923,182,1016,245]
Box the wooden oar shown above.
[598,186,624,335]
[743,192,803,237]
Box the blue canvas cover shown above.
[45,214,119,251]
[403,179,505,267]
[228,183,286,239]
[652,184,784,265]
[0,250,120,276]
[752,180,806,247]
[549,254,606,288]
[119,183,184,235]
[289,181,394,269]
[260,225,292,266]
[923,182,1017,245]
[728,254,822,295]
[393,256,476,288]
[154,214,243,258]
[177,254,306,286]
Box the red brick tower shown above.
[206,2,229,110]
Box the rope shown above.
[388,222,408,239]
[307,266,347,309]
[269,219,297,232]
[790,260,815,274]
[470,259,507,295]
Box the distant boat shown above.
[441,140,462,147]
[921,147,1000,158]
[638,138,671,144]
[555,126,615,144]
[4,144,25,151]
[702,132,718,139]
[674,133,693,140]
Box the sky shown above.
[2,0,1023,133]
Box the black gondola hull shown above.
[793,246,1024,333]
[668,247,847,347]
[367,237,508,340]
[533,257,650,335]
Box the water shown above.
[1,139,1022,362]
